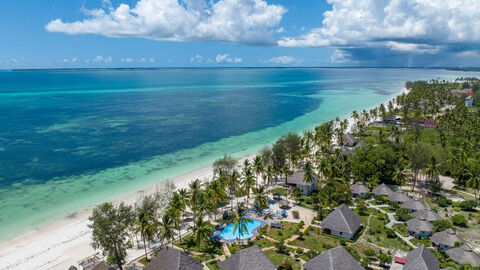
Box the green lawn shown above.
[289,226,341,252]
[264,250,302,270]
[367,217,411,251]
[266,221,300,242]
[206,260,221,270]
[392,223,409,237]
[173,234,223,255]
[411,238,431,247]
[191,253,215,262]
[269,187,288,197]
[380,206,396,213]
[254,237,276,248]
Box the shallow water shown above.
[0,68,478,241]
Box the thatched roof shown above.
[402,199,428,211]
[404,245,440,270]
[145,247,203,270]
[343,133,357,146]
[321,204,361,235]
[412,209,441,222]
[91,262,109,270]
[372,183,393,196]
[287,171,318,186]
[446,244,480,266]
[406,218,433,233]
[388,191,410,203]
[304,246,364,270]
[218,245,275,270]
[430,229,463,248]
[350,182,369,195]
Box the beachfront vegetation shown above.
[87,77,480,269]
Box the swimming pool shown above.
[217,219,265,241]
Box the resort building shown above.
[387,191,410,204]
[430,229,464,250]
[406,217,433,238]
[145,247,203,270]
[354,140,367,149]
[465,95,474,107]
[372,183,393,197]
[286,170,318,195]
[343,133,357,146]
[445,244,480,267]
[218,245,276,270]
[411,209,441,222]
[350,181,369,197]
[403,245,440,270]
[303,246,364,270]
[320,204,361,240]
[401,198,429,213]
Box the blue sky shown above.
[1,0,479,68]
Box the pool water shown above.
[219,219,262,241]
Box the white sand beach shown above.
[0,88,408,270]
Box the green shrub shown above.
[364,249,376,257]
[395,208,413,221]
[437,195,452,207]
[451,214,468,227]
[385,228,397,238]
[295,248,303,255]
[459,200,477,212]
[433,219,452,232]
[275,241,288,254]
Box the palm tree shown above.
[425,156,441,189]
[264,165,275,187]
[227,203,252,240]
[228,170,241,209]
[243,168,256,205]
[159,212,176,247]
[134,210,157,261]
[188,179,202,221]
[253,186,268,213]
[303,161,316,184]
[392,164,407,187]
[168,192,185,241]
[192,216,212,247]
[207,179,227,219]
[467,168,480,202]
[252,155,264,187]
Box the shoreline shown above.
[0,87,407,270]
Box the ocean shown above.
[0,68,477,241]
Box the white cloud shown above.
[215,54,242,63]
[46,0,285,45]
[456,50,479,58]
[268,56,296,64]
[278,0,480,55]
[93,55,112,63]
[330,49,354,63]
[191,54,204,63]
[121,57,133,63]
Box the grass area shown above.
[289,226,341,252]
[392,223,409,237]
[254,237,276,248]
[353,207,379,224]
[138,257,149,265]
[266,221,301,242]
[366,216,411,251]
[411,238,431,247]
[349,241,381,258]
[264,250,302,270]
[206,260,221,270]
[191,253,215,262]
[173,233,222,255]
[269,187,288,197]
[380,206,396,213]
[227,243,245,254]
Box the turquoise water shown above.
[0,68,478,242]
[219,219,262,240]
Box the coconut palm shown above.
[188,179,202,221]
[252,155,264,187]
[228,170,241,208]
[243,168,256,205]
[253,186,268,213]
[134,210,157,261]
[159,212,176,247]
[467,168,480,202]
[192,216,212,247]
[227,203,252,240]
[303,160,317,184]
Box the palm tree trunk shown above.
[143,236,148,261]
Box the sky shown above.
[1,0,480,68]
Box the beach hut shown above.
[350,182,369,197]
[218,245,276,270]
[278,200,290,209]
[372,183,393,197]
[304,246,364,270]
[387,191,410,203]
[343,133,357,146]
[412,209,441,222]
[446,244,480,266]
[286,171,317,195]
[430,229,464,250]
[402,198,428,213]
[320,204,361,240]
[406,217,433,238]
[404,245,440,270]
[145,246,203,270]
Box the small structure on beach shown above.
[406,217,433,238]
[218,245,276,270]
[350,182,369,197]
[286,170,318,195]
[372,183,394,197]
[304,246,364,270]
[145,246,203,270]
[78,256,109,270]
[320,204,361,240]
[278,199,290,209]
[388,191,410,203]
[343,133,357,146]
[412,209,441,222]
[446,244,480,266]
[404,245,440,270]
[402,198,429,213]
[430,229,463,250]
[465,95,474,107]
